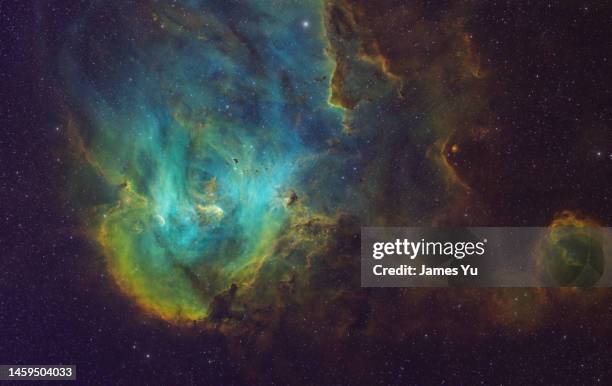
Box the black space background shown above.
[2,1,612,385]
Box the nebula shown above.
[60,0,478,326]
[52,0,612,382]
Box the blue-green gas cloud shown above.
[59,0,352,321]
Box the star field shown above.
[3,1,612,384]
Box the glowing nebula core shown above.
[60,1,353,322]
